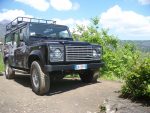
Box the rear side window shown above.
[20,27,28,41]
[5,34,13,44]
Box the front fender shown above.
[3,54,10,64]
[28,50,45,68]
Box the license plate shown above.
[74,64,87,70]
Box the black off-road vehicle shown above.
[3,17,104,95]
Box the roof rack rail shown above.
[6,17,56,32]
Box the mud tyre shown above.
[30,61,50,95]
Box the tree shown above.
[72,17,141,80]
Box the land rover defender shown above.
[3,17,104,95]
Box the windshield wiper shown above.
[58,37,72,40]
[34,33,49,38]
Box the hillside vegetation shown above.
[121,40,150,53]
[0,23,6,42]
[72,17,150,98]
[0,53,4,73]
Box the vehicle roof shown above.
[5,17,68,35]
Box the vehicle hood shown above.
[57,40,91,46]
[33,40,91,46]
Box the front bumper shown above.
[44,62,104,72]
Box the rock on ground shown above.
[101,96,150,113]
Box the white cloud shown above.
[100,5,150,40]
[54,18,90,26]
[14,0,79,11]
[53,18,90,27]
[0,9,33,21]
[15,0,49,11]
[138,0,150,5]
[53,18,90,32]
[50,0,80,11]
[72,2,80,10]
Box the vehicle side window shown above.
[14,32,20,47]
[20,27,28,42]
[5,34,13,45]
[4,34,14,55]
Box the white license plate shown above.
[74,64,87,70]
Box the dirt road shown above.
[0,74,121,113]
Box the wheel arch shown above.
[28,50,45,69]
[3,54,9,64]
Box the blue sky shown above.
[0,0,150,40]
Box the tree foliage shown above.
[72,17,150,98]
[121,57,150,98]
[0,53,4,73]
[72,17,141,80]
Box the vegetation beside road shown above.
[72,17,150,99]
[0,53,4,73]
[121,57,150,99]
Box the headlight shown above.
[93,47,102,60]
[93,49,97,57]
[53,49,62,58]
[50,46,64,62]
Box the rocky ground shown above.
[101,96,150,113]
[0,73,149,113]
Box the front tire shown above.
[79,70,99,83]
[5,60,15,79]
[31,61,50,95]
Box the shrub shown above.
[72,17,141,80]
[121,57,150,98]
[73,17,150,99]
[0,53,4,73]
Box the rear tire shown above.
[79,70,99,83]
[5,60,15,79]
[30,61,50,95]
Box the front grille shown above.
[66,46,93,62]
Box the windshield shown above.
[29,23,72,40]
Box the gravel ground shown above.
[0,74,121,113]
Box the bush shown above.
[0,53,4,73]
[121,57,150,98]
[73,16,150,99]
[72,17,141,80]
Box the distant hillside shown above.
[0,24,6,42]
[0,20,10,42]
[121,40,150,53]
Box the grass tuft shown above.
[0,53,4,73]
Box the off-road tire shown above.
[30,61,50,95]
[79,70,99,83]
[5,60,15,79]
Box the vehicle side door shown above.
[4,33,14,66]
[14,27,28,68]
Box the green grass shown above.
[65,72,124,82]
[65,74,79,78]
[0,53,4,73]
[100,73,123,82]
[65,73,123,82]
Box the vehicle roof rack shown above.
[6,17,56,32]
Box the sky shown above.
[0,0,150,40]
